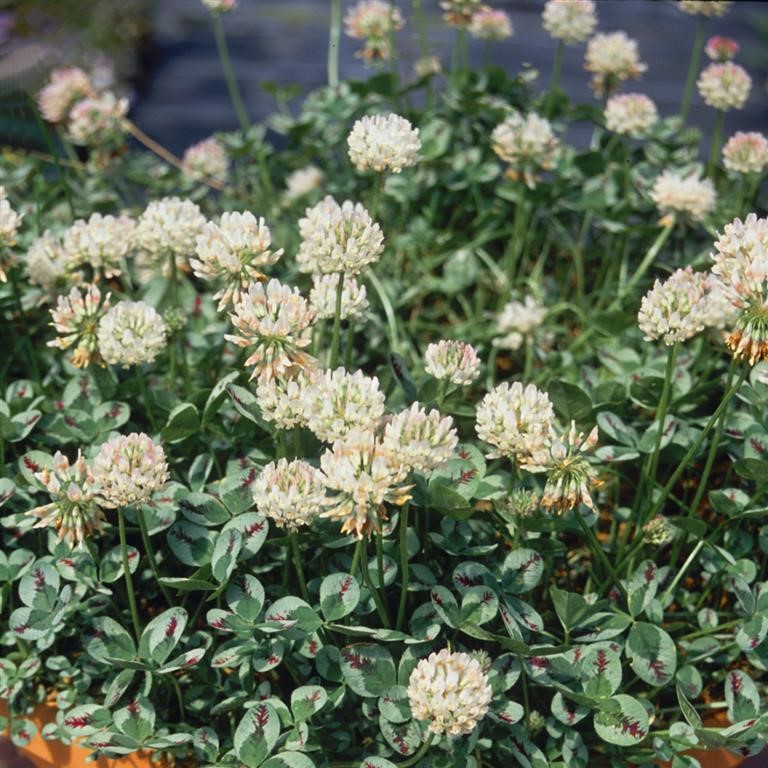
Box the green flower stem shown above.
[135,365,159,433]
[680,17,707,122]
[545,41,564,116]
[659,539,705,606]
[523,337,534,381]
[118,506,142,642]
[575,511,628,603]
[136,507,173,607]
[329,271,346,369]
[368,270,400,352]
[350,538,364,579]
[706,109,725,178]
[288,529,310,603]
[360,540,390,627]
[375,532,386,592]
[399,733,435,768]
[167,251,192,396]
[396,503,410,631]
[328,0,342,88]
[212,13,250,134]
[506,194,528,284]
[615,222,674,305]
[8,268,41,386]
[343,321,355,370]
[412,0,434,108]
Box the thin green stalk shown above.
[613,222,674,305]
[375,532,386,592]
[8,269,41,386]
[523,338,534,381]
[413,0,434,107]
[350,538,363,579]
[361,543,390,627]
[506,194,528,284]
[396,504,410,631]
[343,321,355,369]
[575,511,628,603]
[168,251,191,396]
[659,539,705,606]
[169,675,185,722]
[368,270,400,352]
[680,18,707,122]
[706,109,725,178]
[212,13,250,133]
[328,0,342,88]
[399,734,435,768]
[135,365,159,432]
[118,507,142,642]
[546,41,564,116]
[288,530,310,603]
[329,272,345,369]
[136,507,173,607]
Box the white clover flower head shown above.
[67,91,128,145]
[37,67,95,123]
[309,273,369,321]
[703,275,739,330]
[542,0,596,44]
[135,197,207,257]
[440,0,483,28]
[679,0,731,17]
[697,62,751,112]
[0,185,22,253]
[62,213,135,279]
[348,114,421,174]
[520,422,600,514]
[407,649,492,736]
[424,340,481,386]
[711,213,768,364]
[469,7,513,41]
[381,402,458,475]
[226,278,316,379]
[491,111,558,187]
[253,458,325,529]
[97,300,168,368]
[181,137,228,183]
[48,283,111,368]
[650,170,716,223]
[285,165,325,202]
[191,212,283,310]
[722,132,768,175]
[637,267,711,345]
[643,514,676,546]
[494,294,547,350]
[297,195,384,275]
[604,93,659,136]
[93,433,169,508]
[26,230,73,294]
[584,32,647,97]
[27,450,104,548]
[475,381,556,460]
[319,428,411,538]
[705,35,739,62]
[255,369,315,430]
[344,0,405,61]
[201,0,238,11]
[414,56,442,78]
[302,367,385,443]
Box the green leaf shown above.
[460,585,499,626]
[594,695,649,746]
[161,403,200,443]
[62,705,112,736]
[627,560,660,618]
[226,574,265,621]
[264,596,322,633]
[92,401,130,432]
[19,561,59,611]
[261,754,317,768]
[138,607,188,666]
[113,696,155,743]
[378,685,411,724]
[677,684,702,729]
[340,644,396,697]
[725,670,760,723]
[234,703,280,768]
[202,371,240,425]
[547,380,593,423]
[580,643,622,699]
[212,528,243,583]
[550,586,595,631]
[626,622,677,686]
[734,458,768,482]
[291,685,328,721]
[82,617,136,662]
[502,549,544,594]
[167,521,215,567]
[320,572,360,621]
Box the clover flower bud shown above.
[347,114,421,174]
[697,62,751,112]
[584,32,646,97]
[425,340,481,386]
[97,301,168,368]
[604,93,658,136]
[181,137,228,183]
[253,459,326,529]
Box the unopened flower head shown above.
[584,32,647,97]
[407,649,492,736]
[705,36,739,62]
[414,56,442,78]
[310,273,368,320]
[135,197,206,257]
[679,0,731,17]
[520,422,600,513]
[381,403,458,475]
[542,0,596,45]
[440,0,482,28]
[191,212,283,310]
[97,301,168,368]
[67,91,128,145]
[491,111,558,187]
[0,186,22,255]
[26,231,72,293]
[302,367,385,443]
[182,137,228,183]
[62,213,135,278]
[711,214,768,364]
[93,433,169,508]
[722,132,768,175]
[27,450,104,548]
[201,0,237,11]
[476,382,556,460]
[501,487,540,519]
[344,0,405,61]
[650,170,716,222]
[494,295,546,350]
[285,165,325,202]
[37,67,94,123]
[253,459,325,529]
[637,267,710,345]
[226,278,316,379]
[48,283,111,367]
[348,114,421,173]
[697,62,751,112]
[256,370,314,430]
[424,340,481,386]
[604,93,658,136]
[469,7,513,41]
[298,195,384,275]
[319,428,411,538]
[643,514,676,546]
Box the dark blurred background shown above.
[0,0,766,153]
